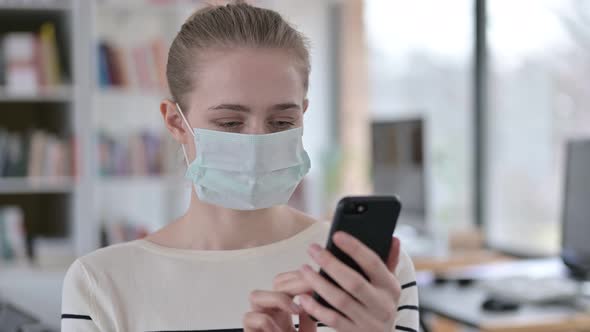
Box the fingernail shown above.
[300,264,313,274]
[308,243,322,258]
[333,231,350,243]
[299,294,311,306]
[291,301,302,314]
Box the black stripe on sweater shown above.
[61,313,92,320]
[149,330,241,332]
[401,281,417,289]
[397,305,420,312]
[396,325,418,332]
[147,323,327,332]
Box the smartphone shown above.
[312,196,402,319]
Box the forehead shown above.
[189,48,306,106]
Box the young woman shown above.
[62,2,418,331]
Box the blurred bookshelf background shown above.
[0,0,589,330]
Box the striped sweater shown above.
[62,221,419,331]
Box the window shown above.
[486,0,590,255]
[366,0,474,232]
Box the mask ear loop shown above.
[175,103,195,167]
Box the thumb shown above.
[298,313,317,332]
[386,237,401,273]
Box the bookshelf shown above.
[0,0,93,273]
[0,1,337,328]
[0,0,336,263]
[0,176,74,194]
[0,1,71,11]
[89,0,194,248]
[0,85,72,102]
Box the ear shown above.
[302,98,309,114]
[160,99,191,144]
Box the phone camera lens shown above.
[342,202,367,214]
[356,204,366,213]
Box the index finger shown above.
[273,271,313,296]
[332,231,395,289]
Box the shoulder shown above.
[62,258,93,302]
[62,241,147,311]
[82,241,144,269]
[62,243,142,330]
[64,241,145,285]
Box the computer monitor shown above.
[561,139,590,280]
[371,119,426,230]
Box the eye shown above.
[270,120,295,130]
[217,121,243,129]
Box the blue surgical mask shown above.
[176,103,311,210]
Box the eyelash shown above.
[271,121,295,129]
[216,121,296,130]
[218,121,243,128]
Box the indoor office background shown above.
[0,0,589,331]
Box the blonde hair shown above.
[166,1,311,109]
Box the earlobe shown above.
[160,100,189,144]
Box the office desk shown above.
[418,259,590,332]
[413,250,512,273]
[0,264,65,330]
[420,284,590,332]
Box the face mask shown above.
[175,103,311,210]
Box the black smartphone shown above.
[312,196,402,319]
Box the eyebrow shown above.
[208,103,301,112]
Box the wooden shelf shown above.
[0,261,69,274]
[98,175,184,186]
[0,1,71,11]
[94,87,168,99]
[96,2,181,15]
[0,86,73,103]
[0,177,75,194]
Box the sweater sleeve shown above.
[393,249,419,332]
[61,259,101,332]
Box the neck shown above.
[170,190,302,250]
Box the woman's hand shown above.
[243,289,317,332]
[274,233,402,332]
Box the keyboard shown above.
[480,277,581,304]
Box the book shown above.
[107,43,120,86]
[129,133,146,175]
[132,45,152,90]
[38,22,62,88]
[111,45,129,86]
[0,128,72,178]
[1,22,64,93]
[98,37,168,92]
[98,42,111,87]
[142,131,162,174]
[0,206,27,263]
[0,38,5,86]
[27,130,45,177]
[2,32,39,94]
[70,136,78,178]
[5,132,27,177]
[98,130,170,176]
[0,130,9,176]
[151,38,168,90]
